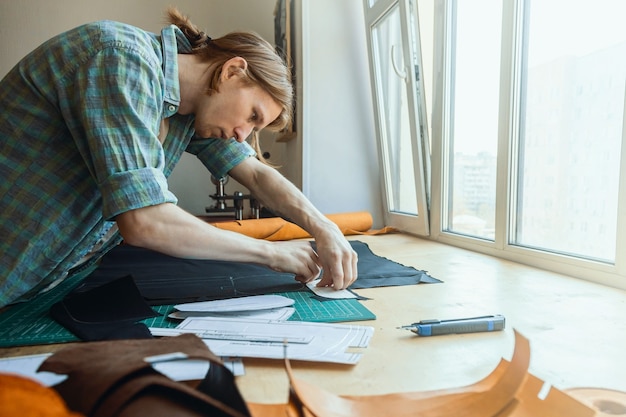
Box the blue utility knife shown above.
[399,314,505,336]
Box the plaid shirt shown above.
[0,21,254,307]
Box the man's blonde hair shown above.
[167,7,293,161]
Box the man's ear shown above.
[221,57,248,81]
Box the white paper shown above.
[168,306,295,321]
[150,357,245,378]
[150,325,314,344]
[0,353,65,386]
[171,317,374,365]
[174,294,295,312]
[150,357,210,380]
[306,279,359,299]
[0,352,245,386]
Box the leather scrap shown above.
[0,373,84,417]
[247,331,598,417]
[50,274,158,341]
[35,330,610,417]
[39,334,250,417]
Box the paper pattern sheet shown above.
[171,317,374,365]
[174,295,295,312]
[306,279,359,299]
[168,307,296,321]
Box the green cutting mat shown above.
[0,265,97,347]
[0,272,375,348]
[142,292,376,330]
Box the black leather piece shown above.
[73,245,303,305]
[50,274,158,341]
[70,241,440,306]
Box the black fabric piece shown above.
[50,274,158,341]
[313,241,442,289]
[70,240,440,306]
[50,305,153,341]
[74,245,304,305]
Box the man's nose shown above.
[233,125,254,143]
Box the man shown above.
[0,8,357,308]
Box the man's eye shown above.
[250,112,258,122]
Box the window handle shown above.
[391,44,407,80]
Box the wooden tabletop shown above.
[236,234,626,404]
[2,233,626,405]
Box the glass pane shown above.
[514,0,626,262]
[372,4,418,215]
[446,0,502,239]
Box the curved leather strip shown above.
[38,334,225,414]
[515,373,595,417]
[285,331,530,417]
[414,330,530,416]
[247,402,299,417]
[341,359,509,404]
[249,331,594,417]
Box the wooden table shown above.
[2,233,626,405]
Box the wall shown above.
[0,0,279,216]
[0,1,277,78]
[296,0,383,226]
[0,0,383,226]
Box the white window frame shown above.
[427,0,626,289]
[363,0,432,236]
[364,0,626,289]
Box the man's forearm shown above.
[229,158,341,239]
[116,202,272,263]
[116,201,323,283]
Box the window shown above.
[442,0,502,240]
[366,0,626,288]
[363,0,431,236]
[513,0,626,263]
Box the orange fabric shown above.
[207,211,397,241]
[0,373,84,417]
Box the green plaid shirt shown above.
[0,21,255,307]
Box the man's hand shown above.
[267,240,322,284]
[313,231,358,290]
[228,158,359,289]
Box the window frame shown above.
[363,0,432,236]
[427,0,626,289]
